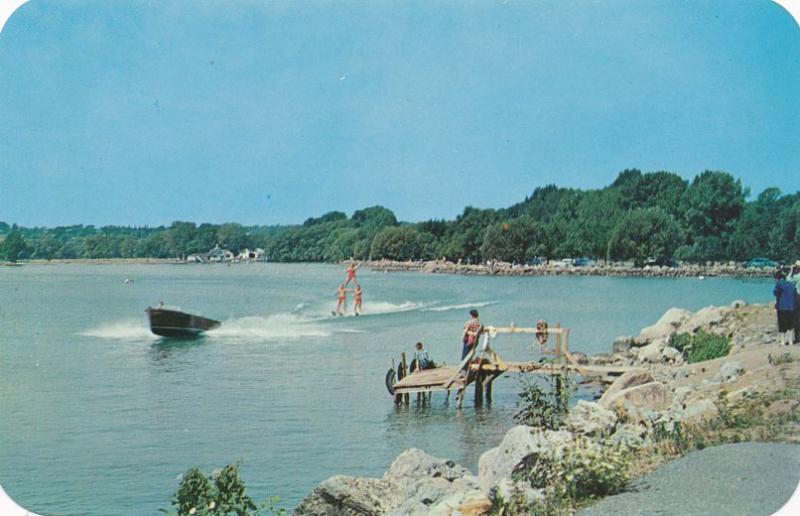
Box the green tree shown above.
[608,208,682,266]
[0,227,30,262]
[684,170,745,241]
[370,226,422,260]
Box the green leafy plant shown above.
[514,437,632,508]
[670,330,731,363]
[162,462,285,516]
[514,373,572,430]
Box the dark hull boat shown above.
[146,307,221,338]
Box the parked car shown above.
[573,257,596,267]
[526,258,544,266]
[744,257,777,268]
[645,257,680,267]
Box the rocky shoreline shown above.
[365,259,775,278]
[294,301,800,515]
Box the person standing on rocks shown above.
[788,260,800,344]
[773,270,797,346]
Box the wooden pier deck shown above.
[392,362,642,396]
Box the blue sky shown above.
[0,0,798,227]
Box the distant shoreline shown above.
[363,259,775,278]
[4,258,776,278]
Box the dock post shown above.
[474,371,483,406]
[401,352,409,406]
[485,375,494,404]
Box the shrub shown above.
[670,331,731,363]
[514,373,571,430]
[516,437,632,505]
[163,463,285,516]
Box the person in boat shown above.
[344,260,362,287]
[411,341,435,372]
[352,284,363,316]
[462,309,483,360]
[335,284,348,316]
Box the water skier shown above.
[344,260,362,287]
[353,284,363,316]
[335,284,348,316]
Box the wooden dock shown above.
[388,322,643,407]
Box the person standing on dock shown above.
[344,259,362,287]
[335,284,348,316]
[462,309,484,360]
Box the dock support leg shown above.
[474,373,483,407]
[485,377,493,404]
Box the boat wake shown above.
[210,312,332,341]
[423,300,499,312]
[81,319,156,341]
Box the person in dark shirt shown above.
[773,270,798,346]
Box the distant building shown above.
[187,245,233,263]
[237,248,266,262]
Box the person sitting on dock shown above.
[411,341,435,372]
[335,284,347,316]
[462,309,484,360]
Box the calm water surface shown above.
[0,264,772,514]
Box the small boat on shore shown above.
[145,306,221,338]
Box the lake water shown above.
[0,264,772,514]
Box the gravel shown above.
[579,443,800,516]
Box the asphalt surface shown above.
[578,443,800,516]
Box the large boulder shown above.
[477,426,572,489]
[426,490,492,516]
[564,400,618,437]
[638,321,676,343]
[384,449,470,490]
[603,382,673,424]
[681,399,719,423]
[387,477,480,516]
[599,370,654,407]
[680,306,728,333]
[295,475,405,515]
[656,308,693,328]
[637,339,668,363]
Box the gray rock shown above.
[715,361,744,383]
[604,382,674,424]
[638,321,676,343]
[730,299,747,309]
[384,448,470,490]
[672,368,690,381]
[426,489,492,516]
[656,308,693,328]
[491,478,545,507]
[477,426,573,489]
[637,339,668,363]
[681,399,719,423]
[387,478,471,516]
[612,336,635,353]
[600,370,654,407]
[611,423,647,449]
[680,306,728,333]
[661,346,683,363]
[565,400,618,437]
[295,475,405,515]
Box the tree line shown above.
[1,170,798,265]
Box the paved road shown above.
[579,443,800,516]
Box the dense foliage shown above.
[670,330,732,364]
[163,463,285,516]
[2,170,798,263]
